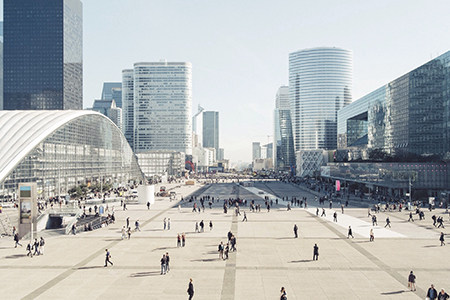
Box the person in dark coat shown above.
[438,288,449,300]
[427,284,438,300]
[187,278,194,299]
[440,232,445,246]
[313,244,319,261]
[408,271,416,291]
[293,224,298,238]
[347,226,354,238]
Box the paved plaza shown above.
[0,181,449,299]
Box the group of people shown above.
[26,237,45,258]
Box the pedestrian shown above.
[293,224,298,238]
[178,204,181,213]
[104,249,113,267]
[165,252,170,273]
[33,238,40,256]
[177,234,181,247]
[14,233,22,248]
[209,220,213,231]
[408,212,414,222]
[372,215,377,226]
[427,284,438,300]
[440,232,445,246]
[168,218,171,230]
[123,203,127,210]
[333,212,338,222]
[147,201,150,210]
[370,229,374,242]
[313,244,319,261]
[195,222,199,233]
[385,217,391,228]
[368,207,371,217]
[187,278,194,300]
[316,207,319,216]
[135,219,141,232]
[121,226,127,240]
[200,220,204,232]
[72,224,76,235]
[347,226,354,238]
[218,242,224,259]
[160,254,167,275]
[280,287,287,300]
[230,235,237,252]
[242,212,247,222]
[39,237,45,255]
[341,204,344,214]
[321,208,326,217]
[182,233,186,247]
[26,241,33,258]
[228,230,233,242]
[127,227,132,239]
[164,218,167,230]
[438,288,449,300]
[224,243,229,259]
[126,216,130,228]
[408,271,416,291]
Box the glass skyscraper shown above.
[202,111,219,160]
[123,61,192,155]
[289,47,353,151]
[274,86,295,171]
[3,0,83,110]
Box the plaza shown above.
[0,180,448,299]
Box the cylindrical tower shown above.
[289,47,353,151]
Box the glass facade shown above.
[3,0,82,110]
[338,50,450,159]
[202,111,219,160]
[0,111,143,198]
[274,109,296,170]
[122,69,134,150]
[289,47,353,151]
[137,151,185,177]
[123,62,193,155]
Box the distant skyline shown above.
[2,0,450,163]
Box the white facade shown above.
[276,85,290,110]
[123,61,193,155]
[192,105,204,148]
[289,47,353,152]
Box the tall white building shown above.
[123,61,193,155]
[289,47,353,152]
[276,85,290,110]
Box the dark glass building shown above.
[202,111,219,159]
[3,0,83,110]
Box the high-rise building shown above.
[101,82,122,108]
[91,99,122,130]
[123,61,193,155]
[274,86,296,171]
[252,142,261,160]
[289,47,352,151]
[218,148,225,161]
[3,0,83,110]
[192,105,204,147]
[203,111,219,159]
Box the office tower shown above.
[91,99,122,130]
[4,0,83,110]
[202,111,219,159]
[289,47,352,151]
[274,86,295,170]
[192,105,204,147]
[252,142,261,160]
[218,148,225,161]
[123,61,192,154]
[101,82,122,108]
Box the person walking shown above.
[168,218,171,230]
[408,212,414,222]
[147,201,150,210]
[333,212,338,222]
[199,220,204,232]
[14,233,22,248]
[187,278,194,300]
[313,244,319,261]
[370,229,374,242]
[316,207,319,216]
[408,271,416,291]
[385,217,391,228]
[182,233,186,247]
[160,254,167,275]
[372,215,378,226]
[33,238,40,256]
[39,237,45,255]
[209,221,213,231]
[242,212,247,222]
[135,219,141,232]
[280,287,287,300]
[26,241,33,258]
[126,216,130,228]
[127,227,132,239]
[121,226,127,240]
[438,288,449,300]
[104,249,113,267]
[293,224,298,238]
[218,242,224,260]
[347,226,354,238]
[341,204,344,214]
[177,234,181,247]
[165,252,170,273]
[163,218,167,230]
[427,284,438,300]
[321,208,326,217]
[440,232,445,246]
[195,222,199,233]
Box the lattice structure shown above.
[296,150,324,177]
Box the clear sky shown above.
[10,0,450,164]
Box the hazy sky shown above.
[11,0,450,164]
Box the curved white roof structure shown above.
[0,110,112,183]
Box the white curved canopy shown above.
[0,110,105,183]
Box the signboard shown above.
[335,180,341,192]
[18,183,37,239]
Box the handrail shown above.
[64,209,83,235]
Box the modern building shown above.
[263,143,273,159]
[136,151,185,177]
[274,86,296,171]
[289,47,353,152]
[3,0,83,110]
[101,82,122,108]
[122,61,193,155]
[337,50,450,160]
[91,99,122,130]
[218,148,225,161]
[252,142,261,160]
[192,105,204,147]
[203,111,219,159]
[0,110,144,199]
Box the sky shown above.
[11,0,450,165]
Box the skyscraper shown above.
[101,82,122,108]
[3,0,83,110]
[192,105,204,147]
[252,142,261,160]
[289,47,352,151]
[274,86,295,170]
[123,61,193,154]
[202,111,219,159]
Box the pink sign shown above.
[336,180,340,192]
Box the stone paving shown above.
[0,181,449,299]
